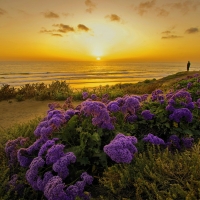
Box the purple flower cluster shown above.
[141,110,154,120]
[23,139,89,198]
[169,108,193,123]
[34,106,79,138]
[52,152,76,179]
[181,137,194,149]
[17,137,48,167]
[107,101,120,113]
[143,134,194,150]
[44,172,93,200]
[5,137,28,166]
[103,133,138,163]
[121,96,141,115]
[143,133,165,145]
[82,92,89,99]
[125,114,137,123]
[151,89,164,103]
[166,135,181,150]
[81,100,114,130]
[26,156,45,190]
[187,82,193,89]
[166,89,194,123]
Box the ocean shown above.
[0,61,199,89]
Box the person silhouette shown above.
[187,61,190,71]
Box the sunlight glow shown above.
[96,57,101,60]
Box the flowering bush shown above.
[3,73,200,199]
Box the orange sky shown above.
[0,0,200,62]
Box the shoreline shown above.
[1,70,200,130]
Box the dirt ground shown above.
[0,99,71,129]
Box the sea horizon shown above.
[0,61,200,89]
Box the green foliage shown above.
[100,142,200,200]
[55,115,116,178]
[16,94,24,102]
[0,84,16,100]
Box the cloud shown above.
[185,27,199,34]
[77,24,90,32]
[42,11,59,18]
[51,33,62,37]
[0,8,7,16]
[40,23,91,36]
[105,14,121,22]
[156,8,169,17]
[85,0,96,13]
[53,24,74,33]
[134,0,156,15]
[40,27,55,34]
[166,0,200,15]
[161,27,182,39]
[162,35,182,39]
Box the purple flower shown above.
[107,101,120,112]
[186,102,194,110]
[141,94,149,101]
[48,116,65,129]
[17,148,33,167]
[166,135,181,150]
[182,137,194,149]
[143,133,165,145]
[38,139,57,157]
[125,114,137,123]
[27,137,47,154]
[141,110,154,120]
[46,144,65,165]
[125,96,140,114]
[65,109,75,117]
[103,133,138,163]
[166,104,175,113]
[187,82,193,89]
[37,171,54,191]
[169,108,193,123]
[52,152,76,179]
[81,101,114,130]
[91,94,97,100]
[5,137,28,166]
[80,172,94,185]
[26,157,45,190]
[44,176,68,200]
[82,92,89,100]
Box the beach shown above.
[0,99,68,129]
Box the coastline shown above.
[0,70,200,130]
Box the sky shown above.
[0,0,200,62]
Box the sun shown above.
[96,57,101,61]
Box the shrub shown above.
[100,142,200,200]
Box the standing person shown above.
[187,61,191,71]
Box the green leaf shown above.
[78,156,90,166]
[91,132,100,142]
